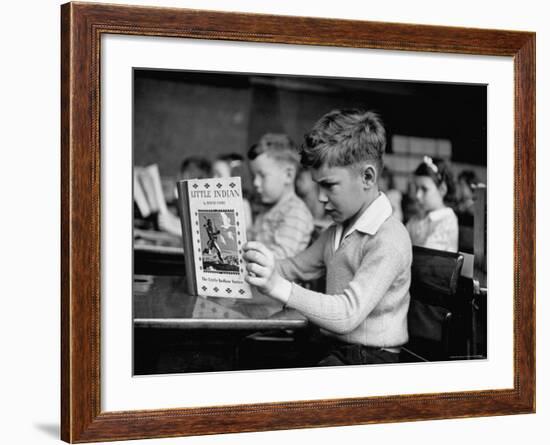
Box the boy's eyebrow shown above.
[314,176,338,185]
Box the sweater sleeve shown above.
[285,237,409,335]
[276,227,331,282]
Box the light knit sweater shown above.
[277,193,412,348]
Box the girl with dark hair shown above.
[406,156,458,252]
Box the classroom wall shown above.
[134,71,487,187]
[134,74,252,175]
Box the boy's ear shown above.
[361,164,377,188]
[285,164,297,183]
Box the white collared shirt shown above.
[275,190,412,349]
[406,206,459,252]
[333,192,393,251]
[273,193,394,306]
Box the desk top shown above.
[133,275,307,330]
[134,228,182,247]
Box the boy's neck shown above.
[273,186,295,205]
[341,188,380,234]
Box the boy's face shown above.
[312,164,370,224]
[249,153,294,204]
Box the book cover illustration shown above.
[178,177,252,299]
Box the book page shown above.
[143,164,168,214]
[133,169,151,218]
[136,167,159,212]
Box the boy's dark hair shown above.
[300,109,386,171]
[247,133,300,168]
[217,152,244,164]
[180,156,212,179]
[415,156,456,204]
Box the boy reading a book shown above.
[244,109,412,366]
[247,133,314,260]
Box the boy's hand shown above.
[243,241,291,302]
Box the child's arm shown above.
[245,238,410,335]
[243,241,293,304]
[245,225,329,286]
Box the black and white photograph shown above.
[5,0,546,443]
[132,68,488,375]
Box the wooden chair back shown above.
[404,246,465,361]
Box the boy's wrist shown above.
[269,277,292,304]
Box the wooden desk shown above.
[133,275,308,374]
[134,228,182,246]
[134,244,185,275]
[134,228,185,275]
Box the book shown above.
[177,177,252,299]
[135,164,168,215]
[133,169,151,218]
[192,297,248,319]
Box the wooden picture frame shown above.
[61,2,535,442]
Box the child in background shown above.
[401,176,420,223]
[406,156,458,252]
[456,170,479,217]
[379,167,404,222]
[212,153,253,231]
[247,133,314,260]
[455,169,479,253]
[244,110,412,366]
[180,156,213,181]
[212,153,243,179]
[158,156,212,236]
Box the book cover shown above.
[177,177,252,299]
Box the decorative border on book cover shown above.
[185,178,251,298]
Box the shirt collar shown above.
[427,207,454,222]
[334,192,393,249]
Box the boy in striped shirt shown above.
[247,133,314,260]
